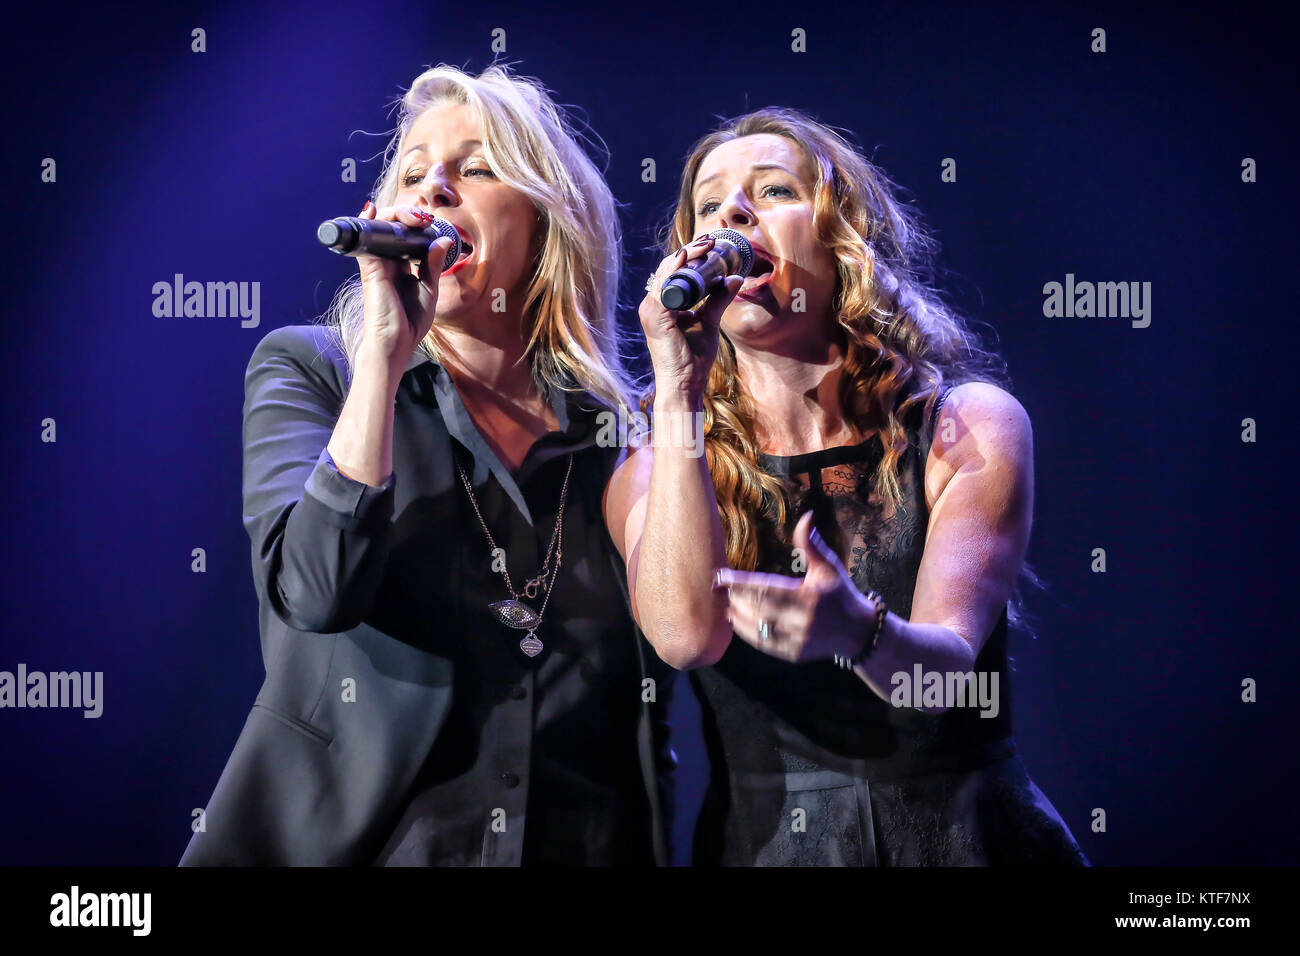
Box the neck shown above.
[432,321,538,405]
[731,333,858,456]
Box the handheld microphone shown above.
[317,216,463,272]
[659,228,754,310]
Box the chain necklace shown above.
[455,453,573,658]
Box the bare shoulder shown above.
[923,381,1033,513]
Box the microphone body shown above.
[659,228,754,310]
[317,216,462,272]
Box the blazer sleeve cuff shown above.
[304,447,395,522]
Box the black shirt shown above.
[353,356,659,866]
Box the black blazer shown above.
[180,324,674,866]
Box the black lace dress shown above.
[691,384,1089,866]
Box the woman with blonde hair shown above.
[181,63,674,867]
[615,106,1088,865]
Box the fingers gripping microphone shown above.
[659,228,754,310]
[317,216,463,272]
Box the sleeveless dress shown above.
[691,384,1090,866]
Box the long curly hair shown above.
[658,106,1045,636]
[322,62,634,416]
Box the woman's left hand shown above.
[713,512,878,663]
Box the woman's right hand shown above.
[638,235,744,404]
[354,201,455,370]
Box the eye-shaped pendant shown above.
[490,599,541,631]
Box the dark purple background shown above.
[1,0,1295,865]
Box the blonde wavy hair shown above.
[659,107,1045,634]
[321,62,634,416]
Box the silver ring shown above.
[757,618,773,642]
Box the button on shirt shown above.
[349,352,657,867]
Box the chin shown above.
[723,300,783,337]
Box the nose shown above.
[417,166,459,209]
[716,186,754,230]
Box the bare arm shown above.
[605,402,732,670]
[605,236,743,669]
[325,344,403,486]
[718,381,1035,712]
[847,381,1035,705]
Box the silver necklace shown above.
[455,453,573,658]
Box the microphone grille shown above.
[709,228,754,276]
[426,218,463,272]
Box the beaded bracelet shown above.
[833,590,887,670]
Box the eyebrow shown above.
[694,162,800,197]
[400,138,484,161]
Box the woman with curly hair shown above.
[610,107,1088,865]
